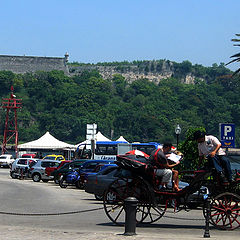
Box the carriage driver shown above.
[194,130,233,183]
[149,143,180,191]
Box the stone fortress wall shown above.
[0,53,200,84]
[0,53,69,75]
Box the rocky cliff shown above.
[69,60,201,84]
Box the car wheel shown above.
[59,177,67,188]
[54,176,60,184]
[75,180,83,189]
[10,171,17,179]
[32,173,41,182]
[42,179,49,183]
[94,194,103,201]
[54,179,59,184]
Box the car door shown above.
[16,159,28,169]
[40,161,48,176]
[94,167,119,195]
[80,162,100,174]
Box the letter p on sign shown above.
[224,126,232,136]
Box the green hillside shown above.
[0,60,239,147]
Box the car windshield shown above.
[44,156,56,160]
[17,159,28,165]
[0,156,8,159]
[41,161,60,167]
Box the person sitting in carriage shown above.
[149,143,181,191]
[193,130,233,183]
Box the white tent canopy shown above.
[95,131,111,141]
[18,131,76,150]
[75,131,111,149]
[116,136,128,142]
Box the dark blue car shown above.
[79,160,116,186]
[79,159,115,174]
[82,163,117,185]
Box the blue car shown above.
[79,160,116,186]
[82,163,117,185]
[79,159,115,173]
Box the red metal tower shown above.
[1,86,22,156]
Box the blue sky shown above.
[0,0,239,70]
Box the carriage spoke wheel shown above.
[209,192,240,230]
[103,177,165,225]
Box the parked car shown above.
[79,159,115,175]
[10,158,39,179]
[30,160,61,182]
[0,154,15,168]
[45,160,71,179]
[51,159,87,184]
[80,163,117,187]
[77,159,115,186]
[84,165,126,200]
[43,154,65,161]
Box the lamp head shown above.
[175,124,181,135]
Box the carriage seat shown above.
[235,170,240,181]
[149,166,173,191]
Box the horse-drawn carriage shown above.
[103,153,240,230]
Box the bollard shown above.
[204,198,211,238]
[124,197,138,236]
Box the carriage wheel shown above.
[103,177,165,225]
[208,192,240,230]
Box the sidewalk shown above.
[1,225,240,240]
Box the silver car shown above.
[30,160,61,182]
[10,158,39,179]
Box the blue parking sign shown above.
[219,123,235,148]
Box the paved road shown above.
[0,168,239,239]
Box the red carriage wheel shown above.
[209,192,240,230]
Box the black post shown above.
[124,197,138,236]
[204,198,211,238]
[176,134,179,149]
[91,139,95,159]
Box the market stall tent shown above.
[95,131,111,141]
[116,136,128,142]
[18,131,76,150]
[75,131,111,149]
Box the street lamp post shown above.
[175,124,181,149]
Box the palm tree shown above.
[226,33,240,75]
